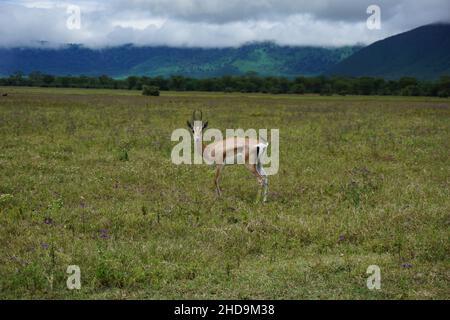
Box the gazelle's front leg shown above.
[214,164,224,197]
[260,169,268,202]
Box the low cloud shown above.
[0,0,449,48]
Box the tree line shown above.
[1,71,449,97]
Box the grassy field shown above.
[0,86,449,299]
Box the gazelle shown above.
[187,110,269,202]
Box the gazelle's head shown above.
[187,110,208,143]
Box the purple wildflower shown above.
[41,243,49,249]
[338,235,346,242]
[99,229,110,239]
[402,263,413,269]
[44,217,53,225]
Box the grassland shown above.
[0,86,449,299]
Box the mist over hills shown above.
[0,24,449,80]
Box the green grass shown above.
[0,87,449,299]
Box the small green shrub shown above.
[142,85,160,96]
[118,148,129,161]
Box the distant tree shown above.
[199,78,215,91]
[385,80,399,95]
[437,89,449,98]
[79,75,90,88]
[356,77,376,95]
[126,76,138,90]
[332,78,352,95]
[401,85,421,96]
[9,71,24,86]
[29,71,44,86]
[268,85,282,94]
[373,78,386,94]
[62,77,70,87]
[152,76,169,90]
[42,74,55,86]
[305,77,324,93]
[398,77,418,89]
[0,73,446,97]
[437,75,450,93]
[320,84,333,96]
[278,77,290,93]
[169,75,186,91]
[290,83,305,94]
[98,75,113,88]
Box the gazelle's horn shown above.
[193,110,202,121]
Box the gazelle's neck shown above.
[194,137,206,156]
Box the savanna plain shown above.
[0,87,449,299]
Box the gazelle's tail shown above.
[255,142,268,176]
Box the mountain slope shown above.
[0,42,361,78]
[327,23,450,80]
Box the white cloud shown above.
[112,18,167,30]
[0,0,449,48]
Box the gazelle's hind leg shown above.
[246,163,267,202]
[214,164,224,197]
[257,163,268,202]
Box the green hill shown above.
[0,42,361,78]
[327,23,450,80]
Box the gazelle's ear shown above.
[202,121,208,130]
[187,120,193,130]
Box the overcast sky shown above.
[0,0,449,48]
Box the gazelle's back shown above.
[204,136,267,165]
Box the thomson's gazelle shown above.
[187,110,269,202]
